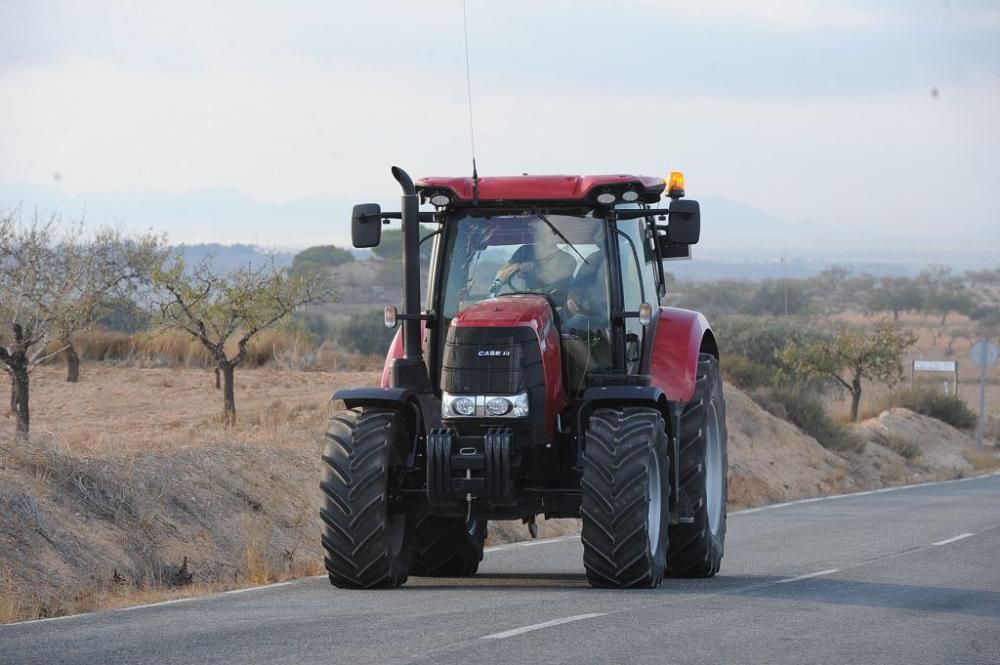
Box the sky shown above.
[1,0,998,262]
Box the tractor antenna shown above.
[462,0,479,199]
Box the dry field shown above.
[2,363,997,624]
[18,365,379,454]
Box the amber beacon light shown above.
[666,171,685,199]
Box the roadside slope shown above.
[2,371,996,622]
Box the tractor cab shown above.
[414,173,701,399]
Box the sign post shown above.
[969,340,999,451]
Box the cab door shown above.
[614,216,659,375]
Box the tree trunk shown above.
[64,341,80,383]
[849,377,862,423]
[220,362,236,426]
[12,361,29,435]
[892,308,899,322]
[215,367,221,390]
[9,374,15,414]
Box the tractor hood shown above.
[450,295,554,337]
[446,295,566,434]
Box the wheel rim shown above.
[647,448,662,554]
[705,400,723,536]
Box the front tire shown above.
[667,353,728,578]
[581,407,670,589]
[409,516,487,577]
[320,408,411,589]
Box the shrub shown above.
[876,388,978,430]
[715,316,825,369]
[756,386,863,453]
[291,245,354,276]
[720,353,775,391]
[72,330,137,361]
[334,309,397,356]
[885,433,921,460]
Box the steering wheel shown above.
[489,267,529,298]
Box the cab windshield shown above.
[440,212,613,381]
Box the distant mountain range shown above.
[2,183,995,280]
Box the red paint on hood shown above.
[450,295,553,332]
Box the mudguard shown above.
[649,307,717,403]
[380,325,429,388]
[331,387,414,409]
[580,385,665,407]
[331,386,428,466]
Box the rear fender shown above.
[380,324,429,388]
[649,307,716,403]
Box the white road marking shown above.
[484,535,579,553]
[480,613,606,640]
[775,568,840,584]
[114,597,196,612]
[222,580,296,595]
[731,471,1000,516]
[931,532,974,546]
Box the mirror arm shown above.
[360,211,437,223]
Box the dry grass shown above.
[16,365,380,454]
[241,516,323,586]
[885,433,921,461]
[54,328,385,372]
[1,569,37,624]
[971,450,1000,472]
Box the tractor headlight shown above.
[485,396,512,416]
[451,396,476,416]
[442,392,529,418]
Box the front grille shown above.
[440,326,543,395]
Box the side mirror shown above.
[667,199,700,244]
[351,203,382,248]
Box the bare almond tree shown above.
[0,212,88,435]
[53,229,168,382]
[151,252,331,425]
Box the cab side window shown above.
[617,219,658,305]
[615,220,656,374]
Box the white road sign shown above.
[913,360,957,373]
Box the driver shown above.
[564,223,609,329]
[494,219,576,291]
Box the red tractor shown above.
[322,167,727,589]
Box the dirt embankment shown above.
[1,369,997,622]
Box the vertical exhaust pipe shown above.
[391,166,422,363]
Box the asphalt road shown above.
[4,473,1000,665]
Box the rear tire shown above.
[581,407,670,589]
[409,516,487,577]
[320,408,411,589]
[667,353,728,578]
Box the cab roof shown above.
[415,174,666,205]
